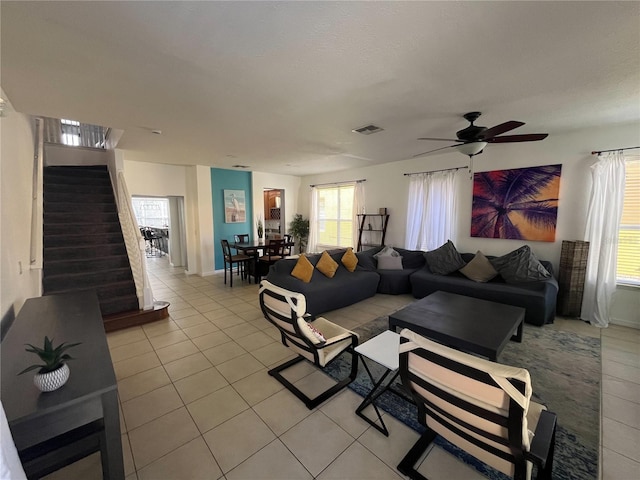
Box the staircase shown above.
[43,165,139,317]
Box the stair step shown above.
[44,191,115,204]
[44,244,127,260]
[100,295,140,317]
[44,222,122,235]
[44,165,109,178]
[103,301,170,332]
[44,232,125,248]
[44,255,131,275]
[44,166,111,182]
[43,268,134,292]
[44,212,119,224]
[43,174,111,187]
[45,183,114,195]
[44,202,118,214]
[44,280,137,300]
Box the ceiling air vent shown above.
[352,124,384,135]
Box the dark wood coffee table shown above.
[389,291,524,361]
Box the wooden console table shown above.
[1,291,124,479]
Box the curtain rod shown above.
[591,146,640,155]
[403,166,466,176]
[309,179,366,187]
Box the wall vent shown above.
[352,124,384,135]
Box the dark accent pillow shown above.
[490,245,551,283]
[424,240,466,275]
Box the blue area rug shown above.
[324,316,600,480]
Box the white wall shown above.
[299,122,640,327]
[122,160,215,276]
[0,94,42,323]
[251,171,302,239]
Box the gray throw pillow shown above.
[373,246,400,258]
[424,240,466,275]
[377,255,403,270]
[490,245,551,283]
[459,251,498,282]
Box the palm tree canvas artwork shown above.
[471,164,562,242]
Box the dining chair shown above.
[220,239,250,287]
[282,234,293,256]
[256,239,285,282]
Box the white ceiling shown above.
[2,1,639,176]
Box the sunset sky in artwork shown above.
[471,164,562,242]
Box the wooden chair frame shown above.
[220,239,250,287]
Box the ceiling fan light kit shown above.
[456,141,487,156]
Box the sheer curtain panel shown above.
[581,151,626,327]
[352,182,365,248]
[307,187,319,254]
[405,170,458,251]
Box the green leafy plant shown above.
[18,336,81,375]
[289,214,310,253]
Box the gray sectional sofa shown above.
[264,250,380,315]
[265,246,558,326]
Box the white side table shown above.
[354,330,409,436]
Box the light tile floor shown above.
[44,256,639,480]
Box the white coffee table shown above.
[354,330,410,436]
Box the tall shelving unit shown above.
[357,213,389,252]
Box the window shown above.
[60,119,81,146]
[316,185,354,249]
[617,157,640,285]
[132,197,170,228]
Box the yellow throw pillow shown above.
[341,247,358,272]
[291,254,314,283]
[316,251,339,278]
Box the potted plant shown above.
[289,214,310,253]
[18,336,81,392]
[256,216,264,244]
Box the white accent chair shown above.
[397,329,556,480]
[258,280,359,409]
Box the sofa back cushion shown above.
[490,245,552,283]
[424,240,466,275]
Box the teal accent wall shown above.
[211,168,253,270]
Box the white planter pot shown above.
[34,363,70,392]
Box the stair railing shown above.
[30,117,44,272]
[115,171,154,310]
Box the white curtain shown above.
[581,151,626,327]
[352,182,365,248]
[307,187,319,253]
[405,170,458,251]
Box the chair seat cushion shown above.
[230,254,250,261]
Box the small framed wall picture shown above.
[224,189,246,223]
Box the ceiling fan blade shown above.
[418,137,461,142]
[478,121,525,140]
[412,144,461,158]
[487,133,549,143]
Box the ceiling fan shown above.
[413,112,548,158]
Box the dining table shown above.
[232,240,295,283]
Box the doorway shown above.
[132,195,188,268]
[263,189,285,240]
